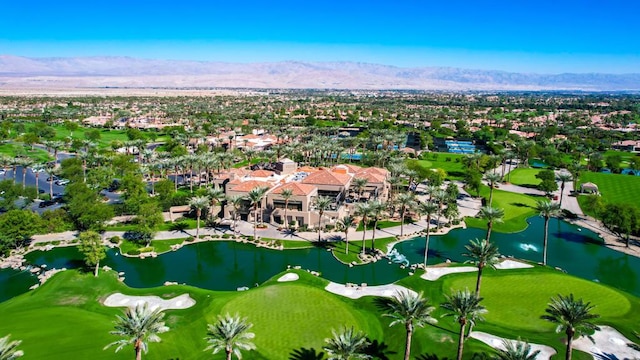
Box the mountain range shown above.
[1,55,639,91]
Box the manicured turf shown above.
[1,263,639,359]
[0,143,53,162]
[579,171,640,208]
[506,168,542,187]
[445,271,631,332]
[332,236,397,264]
[117,238,186,254]
[465,185,543,233]
[409,152,467,180]
[222,284,380,360]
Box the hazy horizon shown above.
[2,1,639,74]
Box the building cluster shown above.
[210,159,389,228]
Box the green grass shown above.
[1,263,639,359]
[355,219,409,231]
[47,125,133,149]
[222,283,380,360]
[119,238,186,255]
[0,143,53,162]
[579,171,640,209]
[506,168,542,187]
[106,219,198,232]
[332,236,397,264]
[465,185,543,233]
[445,271,631,333]
[409,152,467,180]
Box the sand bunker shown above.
[277,272,299,282]
[494,259,533,270]
[325,282,416,299]
[470,332,556,360]
[573,325,640,359]
[421,266,477,281]
[103,293,195,311]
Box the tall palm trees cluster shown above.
[92,286,600,360]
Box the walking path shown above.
[20,165,640,260]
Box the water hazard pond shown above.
[2,216,639,302]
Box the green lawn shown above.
[106,219,198,232]
[0,143,53,162]
[579,171,640,208]
[409,152,467,180]
[506,168,542,187]
[47,125,134,149]
[465,185,543,233]
[332,236,397,264]
[222,283,380,360]
[1,263,639,359]
[119,238,186,255]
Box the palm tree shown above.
[280,188,294,227]
[0,334,23,360]
[337,215,356,254]
[205,313,256,360]
[441,289,487,360]
[369,200,385,252]
[493,339,541,360]
[104,304,169,360]
[19,158,34,190]
[247,187,269,240]
[383,291,437,360]
[396,192,417,237]
[557,173,573,208]
[45,162,57,199]
[189,196,210,239]
[207,187,225,222]
[463,238,500,297]
[323,326,370,360]
[228,195,244,235]
[355,202,373,256]
[478,206,504,243]
[352,177,368,202]
[315,196,333,242]
[419,201,439,267]
[432,190,447,230]
[536,200,561,266]
[31,163,45,200]
[541,294,600,360]
[484,172,502,207]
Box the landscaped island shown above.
[1,91,640,359]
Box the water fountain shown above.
[386,248,410,267]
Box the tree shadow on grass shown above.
[510,202,532,208]
[289,347,325,360]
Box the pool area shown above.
[444,140,478,154]
[2,216,640,302]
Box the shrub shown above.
[109,236,121,244]
[222,234,231,239]
[123,230,153,245]
[186,237,195,242]
[127,249,141,255]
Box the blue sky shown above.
[1,0,639,73]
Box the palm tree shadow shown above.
[364,338,396,360]
[594,353,619,360]
[289,347,325,360]
[325,234,343,242]
[552,231,604,246]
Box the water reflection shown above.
[7,217,640,301]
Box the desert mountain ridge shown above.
[1,55,639,91]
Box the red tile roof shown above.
[228,180,272,193]
[271,182,317,196]
[303,169,351,186]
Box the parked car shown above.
[55,179,70,186]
